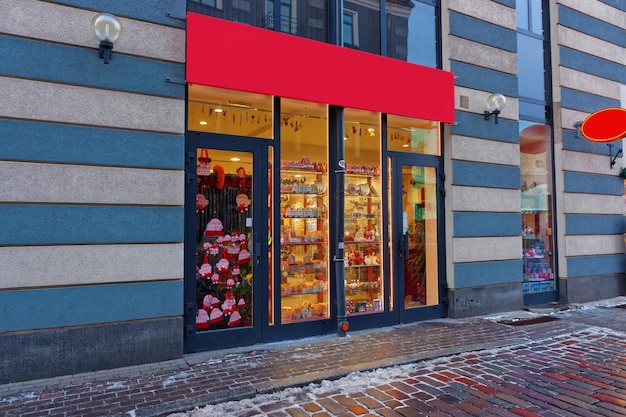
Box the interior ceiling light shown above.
[199,121,208,125]
[215,108,223,113]
[230,157,241,162]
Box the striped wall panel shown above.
[558,25,624,64]
[454,212,521,237]
[563,172,624,195]
[0,0,185,63]
[563,194,624,215]
[0,205,184,246]
[452,111,519,142]
[451,61,518,97]
[558,5,626,46]
[561,129,623,156]
[0,244,183,289]
[558,0,625,30]
[451,135,520,166]
[0,281,183,333]
[0,34,185,98]
[454,260,522,288]
[449,11,517,52]
[560,47,626,83]
[452,160,520,189]
[0,119,183,169]
[448,0,516,29]
[565,234,624,257]
[566,215,625,235]
[559,67,622,101]
[453,236,521,263]
[561,88,620,113]
[451,186,521,213]
[449,36,517,75]
[567,254,626,278]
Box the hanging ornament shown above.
[196,193,209,213]
[197,149,212,176]
[235,167,252,212]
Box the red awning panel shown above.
[186,12,455,123]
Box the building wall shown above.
[552,0,626,302]
[0,0,186,383]
[444,0,524,317]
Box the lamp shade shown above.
[91,13,123,43]
[485,93,506,112]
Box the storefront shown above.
[184,12,454,351]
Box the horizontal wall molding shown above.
[0,77,185,134]
[0,161,183,206]
[565,214,625,235]
[0,243,183,289]
[453,236,521,263]
[559,67,622,102]
[451,135,520,166]
[561,87,620,114]
[452,186,521,213]
[0,205,184,246]
[0,119,183,169]
[563,172,624,195]
[565,234,625,257]
[0,34,185,99]
[558,26,625,67]
[563,193,624,215]
[454,212,521,237]
[51,0,186,28]
[454,260,522,288]
[449,36,517,75]
[0,0,185,63]
[567,253,626,277]
[0,280,183,333]
[558,0,625,29]
[448,0,516,30]
[449,11,516,52]
[559,5,626,47]
[452,160,520,189]
[560,47,626,84]
[451,62,518,98]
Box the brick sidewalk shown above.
[0,314,592,417]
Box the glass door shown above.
[185,134,270,351]
[390,156,445,322]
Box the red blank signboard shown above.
[186,12,455,123]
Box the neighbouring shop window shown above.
[520,122,555,294]
[344,108,384,315]
[387,114,440,155]
[195,149,254,331]
[386,0,439,68]
[188,85,273,139]
[344,1,380,54]
[279,98,330,323]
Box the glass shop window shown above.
[278,98,330,324]
[387,114,440,155]
[188,85,273,139]
[343,108,384,315]
[386,0,438,68]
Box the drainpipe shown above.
[330,105,348,336]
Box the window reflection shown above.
[387,114,440,155]
[517,34,546,101]
[387,0,438,68]
[343,1,380,54]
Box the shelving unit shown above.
[522,209,555,294]
[279,164,329,322]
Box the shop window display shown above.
[195,149,254,330]
[279,98,330,323]
[344,108,384,315]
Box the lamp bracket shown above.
[484,109,500,124]
[98,40,114,64]
[608,143,622,169]
[167,12,187,21]
[165,77,186,85]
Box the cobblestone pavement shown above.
[1,298,625,417]
[169,326,626,417]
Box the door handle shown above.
[254,233,261,266]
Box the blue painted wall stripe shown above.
[0,119,184,169]
[454,260,522,288]
[559,5,626,47]
[601,0,625,11]
[562,129,623,156]
[450,12,516,52]
[0,281,183,333]
[450,62,518,98]
[565,214,625,235]
[561,88,620,114]
[452,111,519,143]
[563,172,624,196]
[454,212,521,237]
[560,47,626,83]
[452,161,521,189]
[51,0,186,28]
[0,205,184,245]
[492,0,515,7]
[567,254,626,277]
[1,35,185,99]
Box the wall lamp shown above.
[483,93,507,124]
[91,13,123,64]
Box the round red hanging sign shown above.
[580,107,626,143]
